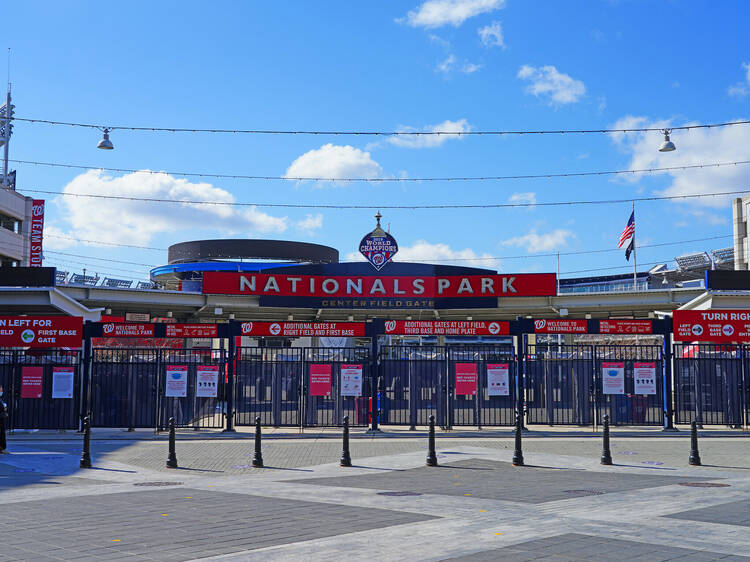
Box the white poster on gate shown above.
[602,362,625,395]
[340,364,363,397]
[196,365,219,398]
[51,366,75,399]
[487,363,510,396]
[633,362,657,395]
[165,365,188,397]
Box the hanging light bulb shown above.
[97,127,114,150]
[658,129,675,152]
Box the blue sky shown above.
[4,0,750,282]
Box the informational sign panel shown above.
[487,363,510,396]
[340,364,363,397]
[455,363,478,396]
[102,323,155,338]
[165,365,188,397]
[51,366,75,399]
[309,364,332,397]
[196,366,219,398]
[673,310,750,342]
[533,319,588,334]
[125,312,151,322]
[0,316,83,348]
[240,322,365,337]
[633,362,657,395]
[383,320,509,336]
[599,319,653,334]
[21,367,43,399]
[602,362,625,395]
[166,324,218,338]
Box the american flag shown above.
[618,211,635,248]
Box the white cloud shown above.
[437,54,456,73]
[400,0,505,29]
[462,62,482,74]
[43,225,78,250]
[284,144,382,186]
[54,170,287,246]
[728,62,750,98]
[502,229,575,252]
[478,21,504,48]
[296,213,323,232]
[609,114,750,208]
[346,239,499,269]
[508,192,536,207]
[436,55,481,75]
[517,65,586,105]
[388,119,472,148]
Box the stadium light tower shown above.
[658,129,676,152]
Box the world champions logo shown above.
[359,211,398,271]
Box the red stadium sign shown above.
[383,320,509,336]
[673,310,750,342]
[0,316,83,348]
[599,319,653,335]
[240,322,366,337]
[533,319,587,334]
[165,324,218,338]
[102,323,155,337]
[203,272,556,298]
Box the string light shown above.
[11,116,750,136]
[12,158,750,183]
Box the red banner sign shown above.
[533,319,588,334]
[673,310,750,342]
[240,322,365,337]
[0,316,83,347]
[165,324,218,338]
[203,272,556,298]
[455,363,478,395]
[102,323,155,337]
[599,319,653,335]
[29,199,45,267]
[383,320,509,336]
[309,364,332,396]
[21,367,43,398]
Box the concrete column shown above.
[733,197,747,270]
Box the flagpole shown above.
[632,201,637,291]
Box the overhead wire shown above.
[11,158,750,183]
[11,116,750,136]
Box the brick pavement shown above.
[1,436,750,561]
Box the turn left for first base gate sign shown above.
[0,316,83,348]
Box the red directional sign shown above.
[240,322,365,337]
[0,316,83,348]
[383,320,509,336]
[673,310,750,342]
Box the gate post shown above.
[224,321,237,432]
[369,318,380,432]
[513,318,527,428]
[79,321,93,430]
[661,317,677,431]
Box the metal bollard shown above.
[601,414,613,465]
[689,421,702,466]
[426,414,438,466]
[0,402,7,453]
[166,417,178,469]
[512,412,524,466]
[79,416,92,468]
[340,415,352,467]
[252,416,264,468]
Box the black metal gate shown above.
[0,348,81,430]
[674,343,746,427]
[90,348,226,430]
[235,347,371,428]
[525,344,594,426]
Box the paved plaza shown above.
[2,428,750,560]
